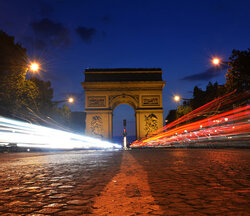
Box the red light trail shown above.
[131,91,249,148]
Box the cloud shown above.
[76,26,96,43]
[34,39,47,50]
[39,2,54,17]
[22,37,47,50]
[30,18,70,49]
[182,65,227,81]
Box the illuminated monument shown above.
[82,68,165,140]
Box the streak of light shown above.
[131,91,250,148]
[0,117,121,150]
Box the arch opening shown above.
[112,104,136,145]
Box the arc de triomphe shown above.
[82,68,165,140]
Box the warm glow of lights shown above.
[174,95,180,102]
[212,58,220,65]
[68,97,74,103]
[130,90,250,148]
[30,62,39,72]
[0,117,121,150]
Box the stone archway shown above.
[82,68,165,140]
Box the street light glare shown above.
[30,63,39,72]
[212,58,220,65]
[174,95,180,102]
[68,97,74,103]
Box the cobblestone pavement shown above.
[0,149,249,215]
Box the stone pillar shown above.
[85,110,113,139]
[136,109,164,140]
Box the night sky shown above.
[0,0,250,139]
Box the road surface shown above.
[0,149,249,215]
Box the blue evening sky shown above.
[0,0,249,138]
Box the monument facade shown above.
[82,68,165,140]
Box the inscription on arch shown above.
[87,96,106,107]
[141,95,160,106]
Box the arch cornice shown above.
[82,81,165,91]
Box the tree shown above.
[225,49,250,92]
[189,82,226,111]
[191,86,205,110]
[0,30,39,118]
[29,77,54,115]
[176,104,192,119]
[0,30,73,128]
[165,109,177,125]
[170,49,249,121]
[51,105,72,128]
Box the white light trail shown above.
[0,117,121,150]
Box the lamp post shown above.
[53,97,74,106]
[173,95,191,102]
[211,57,229,66]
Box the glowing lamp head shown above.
[30,62,39,72]
[212,58,220,65]
[68,97,74,103]
[174,95,180,102]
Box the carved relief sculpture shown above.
[144,114,158,136]
[109,94,139,104]
[90,116,104,138]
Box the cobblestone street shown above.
[0,149,249,215]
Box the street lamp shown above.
[211,57,229,66]
[173,95,191,102]
[212,58,220,65]
[53,97,75,106]
[174,95,180,102]
[29,62,40,73]
[27,62,40,79]
[68,97,74,103]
